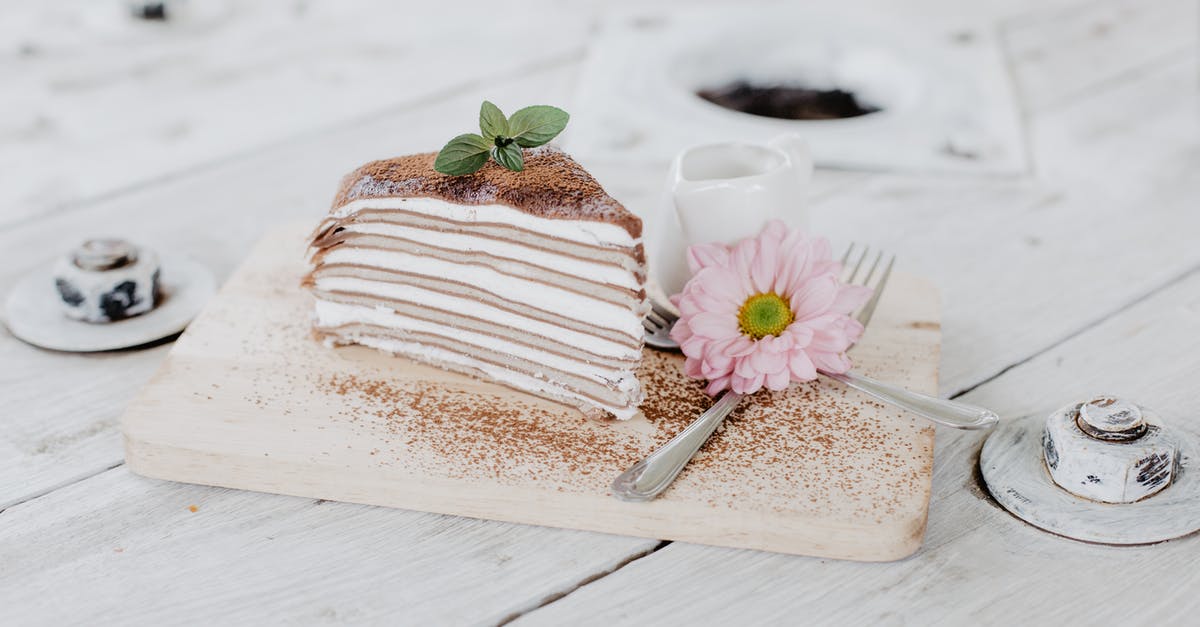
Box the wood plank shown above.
[509,267,1200,626]
[123,223,941,562]
[0,337,167,510]
[1002,0,1197,112]
[0,466,660,626]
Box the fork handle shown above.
[822,370,998,430]
[611,391,743,501]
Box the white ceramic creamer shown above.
[653,133,812,296]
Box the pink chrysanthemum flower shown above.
[669,220,873,396]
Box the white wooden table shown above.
[2,0,1197,624]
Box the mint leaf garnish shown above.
[493,143,524,171]
[433,133,492,175]
[479,101,509,141]
[433,102,569,175]
[507,105,569,148]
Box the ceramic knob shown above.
[53,239,161,323]
[1043,396,1180,504]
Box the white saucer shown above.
[980,413,1200,545]
[3,254,216,352]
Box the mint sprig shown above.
[433,101,569,175]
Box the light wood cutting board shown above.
[123,223,940,562]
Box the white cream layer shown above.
[332,197,639,250]
[343,333,638,421]
[315,275,640,360]
[343,222,639,290]
[320,247,643,339]
[314,300,640,388]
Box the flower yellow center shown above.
[737,293,794,339]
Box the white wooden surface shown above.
[1,0,1197,624]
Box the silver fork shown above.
[615,245,998,502]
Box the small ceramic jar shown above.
[53,239,161,323]
[1042,396,1180,504]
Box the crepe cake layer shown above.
[304,147,648,420]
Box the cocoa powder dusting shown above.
[329,146,642,239]
[320,372,639,482]
[317,348,932,516]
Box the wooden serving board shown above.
[123,223,940,562]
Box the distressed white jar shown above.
[1042,396,1179,504]
[52,239,161,323]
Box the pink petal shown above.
[760,220,789,245]
[748,348,788,375]
[690,285,740,315]
[810,260,839,276]
[689,312,738,339]
[733,355,760,379]
[691,268,745,306]
[782,325,814,348]
[804,238,838,281]
[788,349,818,380]
[679,335,709,359]
[684,356,705,379]
[768,243,799,294]
[758,333,794,353]
[790,274,838,321]
[810,350,853,374]
[727,336,757,357]
[705,376,731,396]
[831,284,873,315]
[676,293,702,318]
[686,242,731,274]
[701,359,731,380]
[845,319,865,344]
[750,229,781,294]
[672,318,694,343]
[700,351,733,374]
[668,319,693,344]
[731,238,758,288]
[805,315,856,352]
[778,233,814,283]
[765,368,791,391]
[731,372,765,395]
[702,337,739,368]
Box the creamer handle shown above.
[768,133,812,188]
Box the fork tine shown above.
[846,245,870,284]
[649,299,676,321]
[856,254,895,327]
[839,242,856,266]
[645,310,669,329]
[860,250,883,286]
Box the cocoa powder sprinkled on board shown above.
[316,348,932,514]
